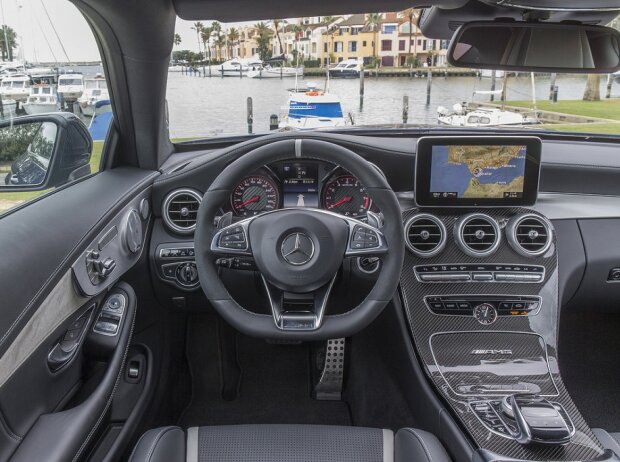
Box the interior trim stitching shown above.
[0,408,22,442]
[403,428,435,462]
[71,297,136,462]
[128,428,152,461]
[0,175,156,353]
[145,427,176,462]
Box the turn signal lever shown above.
[502,395,572,445]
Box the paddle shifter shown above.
[501,395,572,445]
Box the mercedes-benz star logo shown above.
[280,232,315,265]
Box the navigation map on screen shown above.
[429,145,526,199]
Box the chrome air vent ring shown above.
[404,214,447,258]
[507,213,553,257]
[454,213,501,257]
[162,188,202,234]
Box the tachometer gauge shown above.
[322,175,371,218]
[232,175,279,217]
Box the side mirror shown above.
[448,21,620,73]
[0,113,93,192]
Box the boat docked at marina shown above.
[0,74,31,103]
[328,59,366,78]
[279,84,347,130]
[217,58,263,76]
[23,84,60,115]
[437,102,537,127]
[78,75,109,116]
[57,73,85,106]
[0,99,16,119]
[247,65,304,79]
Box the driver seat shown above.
[128,424,451,462]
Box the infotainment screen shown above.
[282,163,319,208]
[415,137,542,207]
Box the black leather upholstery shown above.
[128,426,184,462]
[129,424,450,462]
[593,429,620,456]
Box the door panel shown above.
[0,168,157,461]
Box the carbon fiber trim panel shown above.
[400,208,604,461]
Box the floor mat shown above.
[559,311,620,432]
[179,315,351,428]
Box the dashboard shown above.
[221,160,377,219]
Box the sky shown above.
[0,0,259,63]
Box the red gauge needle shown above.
[329,196,353,209]
[237,195,260,209]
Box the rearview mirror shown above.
[0,113,93,191]
[448,21,620,73]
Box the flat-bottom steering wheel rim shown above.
[194,138,405,340]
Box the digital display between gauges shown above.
[231,175,279,217]
[322,175,371,218]
[282,163,319,208]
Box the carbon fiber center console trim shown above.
[400,208,604,461]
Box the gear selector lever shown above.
[501,395,572,445]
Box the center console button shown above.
[473,272,494,281]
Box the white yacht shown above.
[0,99,16,119]
[279,84,347,130]
[57,73,85,106]
[437,103,537,127]
[328,59,366,78]
[0,74,31,103]
[23,84,60,115]
[247,65,304,79]
[217,58,263,76]
[78,76,109,116]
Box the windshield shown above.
[59,78,82,85]
[167,11,620,140]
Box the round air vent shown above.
[507,214,553,257]
[162,189,202,234]
[404,214,447,257]
[455,213,501,257]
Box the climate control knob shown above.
[473,303,497,325]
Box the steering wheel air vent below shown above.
[404,214,447,258]
[507,214,553,257]
[162,188,202,234]
[455,213,501,257]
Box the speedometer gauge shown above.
[232,175,279,217]
[322,175,371,218]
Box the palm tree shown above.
[365,13,383,60]
[400,8,419,65]
[0,25,18,61]
[211,21,222,33]
[215,33,226,61]
[191,22,204,55]
[201,27,212,61]
[272,19,285,55]
[254,22,273,61]
[583,74,601,101]
[173,33,182,47]
[227,28,240,59]
[321,16,335,66]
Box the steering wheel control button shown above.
[281,232,315,266]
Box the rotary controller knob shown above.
[176,262,198,287]
[473,303,497,325]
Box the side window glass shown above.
[0,2,112,215]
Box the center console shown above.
[401,137,610,461]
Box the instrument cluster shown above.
[225,160,376,219]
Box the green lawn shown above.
[507,99,620,121]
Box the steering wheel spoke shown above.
[261,274,337,331]
[210,220,253,256]
[344,219,388,257]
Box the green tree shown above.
[365,13,383,59]
[292,24,303,64]
[400,8,419,66]
[227,27,239,59]
[191,22,204,55]
[173,33,182,47]
[201,27,212,61]
[0,25,17,61]
[272,19,285,55]
[254,22,273,61]
[215,33,226,60]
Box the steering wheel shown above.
[194,138,405,340]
